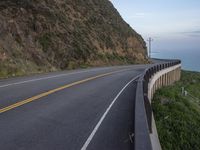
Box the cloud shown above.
[178,30,200,37]
[181,31,200,34]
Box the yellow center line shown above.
[0,69,127,114]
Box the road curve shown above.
[0,65,149,150]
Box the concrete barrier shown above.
[134,59,181,150]
[148,64,181,101]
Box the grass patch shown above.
[152,70,200,150]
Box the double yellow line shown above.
[0,70,124,114]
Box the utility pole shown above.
[147,37,153,58]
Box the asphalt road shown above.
[0,65,150,150]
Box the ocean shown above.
[151,49,200,72]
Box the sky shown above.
[110,0,200,53]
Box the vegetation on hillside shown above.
[0,0,147,78]
[152,71,200,150]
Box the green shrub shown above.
[152,71,200,150]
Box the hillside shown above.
[0,0,147,78]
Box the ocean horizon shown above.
[151,49,200,72]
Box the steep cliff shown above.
[0,0,147,78]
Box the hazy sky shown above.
[110,0,200,52]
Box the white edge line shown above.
[0,66,133,88]
[80,74,141,150]
[0,70,92,88]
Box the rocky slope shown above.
[0,0,147,78]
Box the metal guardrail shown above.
[134,59,181,150]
